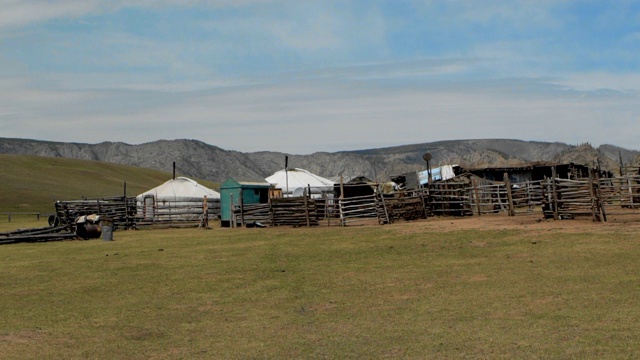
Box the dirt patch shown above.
[388,212,640,235]
[0,330,45,344]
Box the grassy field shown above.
[2,216,640,359]
[0,154,219,214]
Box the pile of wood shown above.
[378,189,428,224]
[0,225,76,245]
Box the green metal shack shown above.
[220,177,272,227]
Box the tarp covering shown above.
[418,165,458,185]
[266,168,334,196]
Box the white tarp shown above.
[418,165,457,185]
[266,168,334,197]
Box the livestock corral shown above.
[3,163,640,244]
[234,168,640,227]
[6,167,640,243]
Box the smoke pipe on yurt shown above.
[285,156,289,197]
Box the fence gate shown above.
[338,194,379,225]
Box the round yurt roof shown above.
[265,168,334,194]
[136,177,220,201]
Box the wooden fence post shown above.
[201,196,209,228]
[472,177,482,216]
[268,196,275,226]
[596,171,607,222]
[504,173,515,216]
[418,186,428,219]
[239,189,245,227]
[339,176,345,226]
[551,167,559,220]
[303,187,310,227]
[588,171,598,222]
[378,185,390,224]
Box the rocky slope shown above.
[0,137,637,183]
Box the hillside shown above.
[1,137,638,184]
[0,154,217,213]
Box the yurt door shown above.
[143,195,155,220]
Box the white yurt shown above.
[136,177,220,221]
[265,168,335,198]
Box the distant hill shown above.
[1,137,638,184]
[0,154,217,213]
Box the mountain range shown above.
[1,137,638,183]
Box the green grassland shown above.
[2,155,640,358]
[0,154,219,214]
[2,222,639,359]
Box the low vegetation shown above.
[2,217,639,359]
[0,154,218,213]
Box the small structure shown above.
[458,162,609,183]
[220,177,272,227]
[392,165,461,190]
[265,168,334,198]
[333,176,395,198]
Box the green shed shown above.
[220,177,272,227]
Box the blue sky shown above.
[1,0,639,154]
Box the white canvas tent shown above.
[265,168,334,198]
[136,177,220,222]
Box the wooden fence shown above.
[231,197,318,227]
[136,198,221,228]
[53,196,222,230]
[55,197,137,230]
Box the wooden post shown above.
[201,196,209,228]
[378,184,390,224]
[551,166,559,220]
[628,178,634,207]
[339,176,345,226]
[504,173,515,216]
[596,170,607,222]
[472,177,482,216]
[239,189,245,227]
[588,171,598,222]
[526,181,533,212]
[303,187,310,227]
[418,186,428,219]
[268,196,275,226]
[325,197,331,227]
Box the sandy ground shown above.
[383,211,640,234]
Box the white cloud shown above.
[0,0,102,29]
[553,72,640,93]
[4,73,638,153]
[0,0,277,29]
